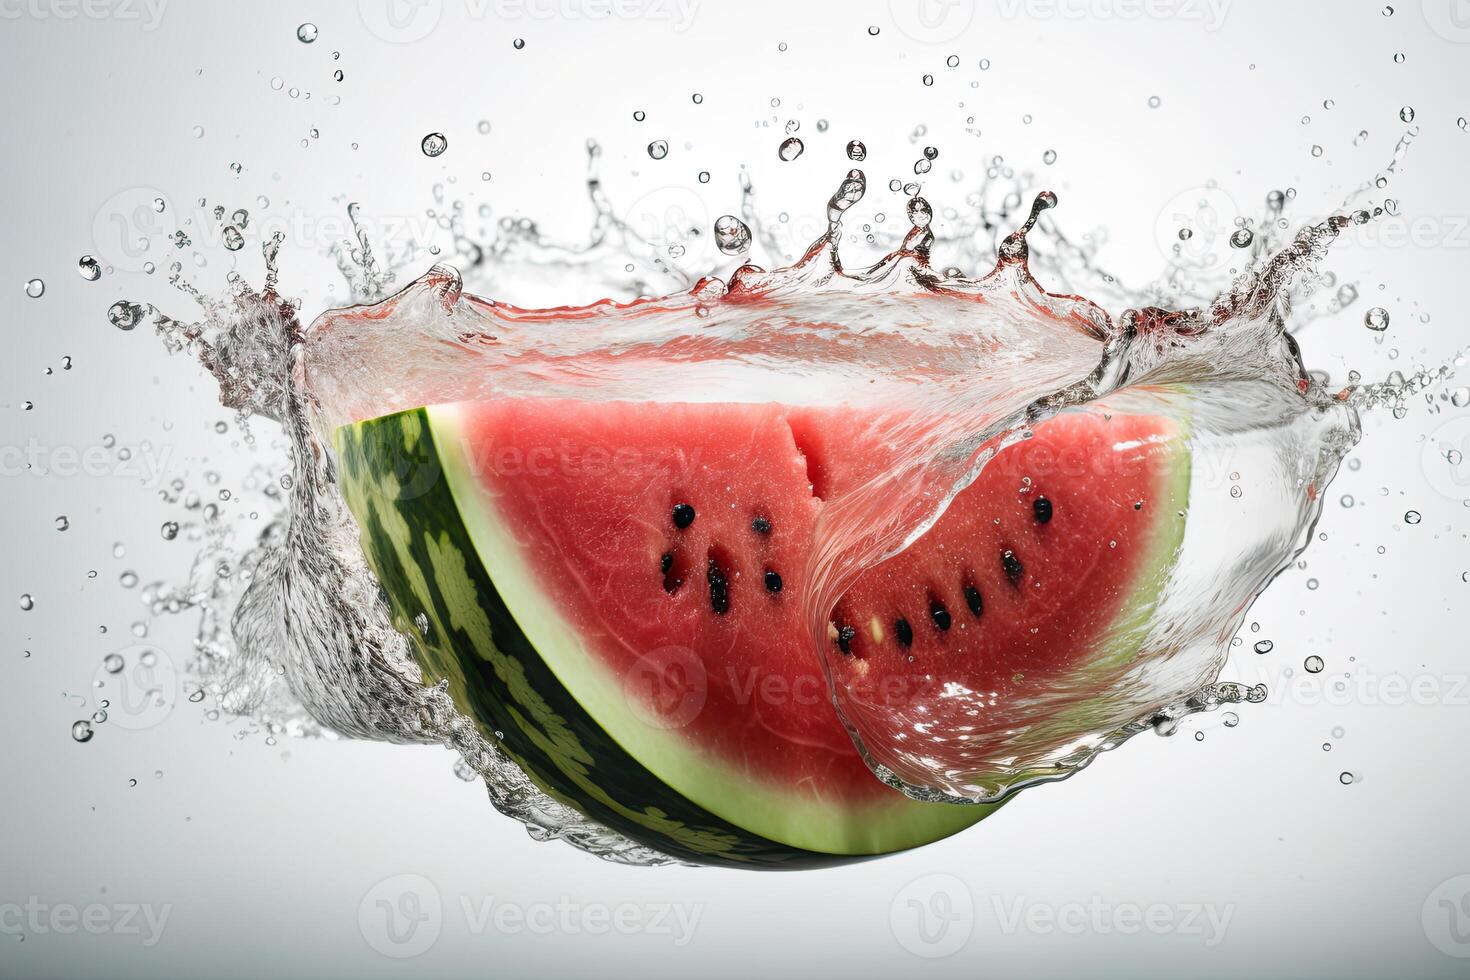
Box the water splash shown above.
[114,145,1459,858]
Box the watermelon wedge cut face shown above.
[334,396,1189,868]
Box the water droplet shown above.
[1399,106,1415,123]
[867,25,879,35]
[24,279,44,299]
[1364,306,1390,331]
[18,594,34,611]
[921,74,934,86]
[1304,655,1325,673]
[296,22,317,43]
[691,93,703,104]
[846,140,867,162]
[103,653,125,673]
[119,570,138,588]
[778,137,804,161]
[222,226,245,251]
[512,37,525,49]
[633,110,645,122]
[1042,149,1057,165]
[1222,712,1239,727]
[646,140,668,160]
[1404,510,1421,524]
[1392,52,1405,64]
[1229,228,1253,249]
[71,720,94,743]
[160,521,180,541]
[697,171,710,183]
[1339,771,1355,785]
[108,301,142,331]
[713,215,752,255]
[77,256,100,281]
[1147,95,1161,108]
[1254,639,1274,654]
[1450,387,1470,408]
[421,132,448,157]
[54,516,68,531]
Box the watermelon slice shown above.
[334,396,1189,868]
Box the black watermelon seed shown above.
[930,598,952,632]
[894,617,914,647]
[1032,495,1053,524]
[660,552,674,574]
[963,583,984,616]
[672,503,696,529]
[764,569,783,593]
[751,516,772,535]
[1001,549,1024,585]
[707,558,729,614]
[836,624,856,655]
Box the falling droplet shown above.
[1363,306,1390,331]
[77,256,101,281]
[846,140,867,162]
[160,521,180,541]
[1304,655,1325,673]
[103,653,125,673]
[71,720,94,743]
[713,215,752,255]
[296,22,318,43]
[512,37,525,49]
[778,137,804,161]
[1254,639,1274,654]
[222,226,245,251]
[1404,510,1421,525]
[108,301,143,331]
[421,132,448,157]
[54,516,68,531]
[24,279,44,298]
[18,594,34,611]
[1399,106,1415,123]
[646,140,668,160]
[1229,228,1253,248]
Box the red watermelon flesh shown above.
[437,396,1188,809]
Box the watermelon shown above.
[334,396,1189,868]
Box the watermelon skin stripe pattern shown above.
[335,407,900,869]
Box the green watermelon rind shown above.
[334,405,993,869]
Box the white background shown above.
[2,1,1469,976]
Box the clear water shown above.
[107,144,1459,861]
